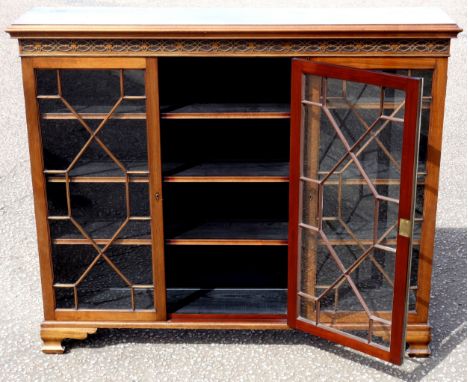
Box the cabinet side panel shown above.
[21,58,55,320]
[415,58,448,321]
[145,58,167,320]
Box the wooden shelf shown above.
[166,221,289,246]
[51,218,421,247]
[38,98,431,120]
[51,219,152,245]
[323,96,432,110]
[160,103,290,119]
[52,220,289,246]
[46,159,424,184]
[164,161,289,183]
[39,100,146,120]
[45,160,148,183]
[46,161,289,183]
[167,288,287,315]
[41,112,146,120]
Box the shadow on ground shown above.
[66,227,466,381]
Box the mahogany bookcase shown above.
[6,7,461,365]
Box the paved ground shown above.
[0,0,466,381]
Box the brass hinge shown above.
[399,218,412,238]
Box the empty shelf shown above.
[51,220,288,246]
[160,103,290,119]
[165,221,289,245]
[167,288,287,314]
[163,161,289,182]
[46,161,289,183]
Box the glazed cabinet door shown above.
[22,58,166,321]
[288,60,422,364]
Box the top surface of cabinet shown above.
[6,7,461,38]
[10,7,456,25]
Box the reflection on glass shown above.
[37,69,154,311]
[298,74,413,349]
[382,69,433,303]
[53,244,155,310]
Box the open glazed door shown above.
[288,60,422,365]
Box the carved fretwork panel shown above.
[19,39,451,57]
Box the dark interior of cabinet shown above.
[165,246,288,314]
[161,183,289,315]
[160,119,290,178]
[158,57,291,111]
[163,183,289,240]
[159,58,291,315]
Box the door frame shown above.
[287,59,422,364]
[310,57,448,338]
[22,57,166,322]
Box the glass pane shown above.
[52,245,153,310]
[123,70,145,96]
[77,256,132,310]
[298,74,412,350]
[41,119,89,171]
[37,68,155,311]
[135,288,155,310]
[60,70,121,114]
[382,70,433,306]
[38,71,148,179]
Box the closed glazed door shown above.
[22,58,166,321]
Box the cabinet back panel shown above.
[165,246,287,289]
[158,58,291,105]
[161,119,290,163]
[163,183,288,223]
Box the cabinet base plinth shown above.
[40,327,97,354]
[407,343,431,357]
[406,325,432,358]
[39,321,433,357]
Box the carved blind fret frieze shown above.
[19,39,450,57]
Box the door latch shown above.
[398,218,412,238]
[154,192,161,201]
